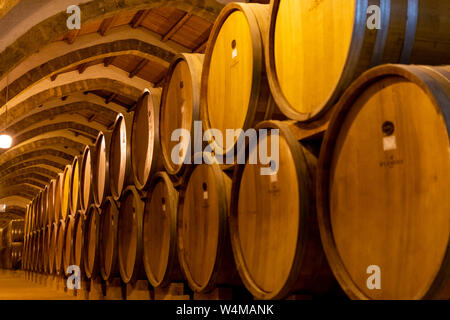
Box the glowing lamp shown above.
[0,134,12,149]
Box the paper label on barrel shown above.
[203,191,208,200]
[232,48,238,59]
[383,136,397,151]
[162,204,166,212]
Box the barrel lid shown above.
[131,91,161,190]
[318,64,450,299]
[99,196,119,281]
[267,0,358,121]
[84,204,100,278]
[202,3,265,156]
[143,172,178,287]
[230,120,318,299]
[117,186,144,283]
[179,163,230,292]
[161,55,199,175]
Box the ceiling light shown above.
[0,134,12,149]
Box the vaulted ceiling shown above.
[0,0,230,228]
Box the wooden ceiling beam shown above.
[105,93,118,104]
[194,40,208,53]
[130,9,151,28]
[155,73,166,88]
[103,56,116,67]
[162,12,192,42]
[98,16,118,36]
[78,63,88,74]
[65,29,80,45]
[87,114,96,122]
[129,58,149,78]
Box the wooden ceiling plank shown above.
[129,58,149,78]
[130,9,151,28]
[162,12,193,42]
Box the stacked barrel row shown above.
[22,0,450,301]
[0,220,24,269]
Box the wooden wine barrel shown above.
[61,164,72,220]
[80,145,95,214]
[43,224,51,273]
[201,2,275,157]
[178,163,238,292]
[63,215,75,277]
[54,172,64,222]
[24,204,30,238]
[160,53,203,180]
[37,229,44,273]
[24,236,30,270]
[110,113,134,200]
[7,242,23,269]
[93,131,112,208]
[99,196,119,281]
[143,172,181,287]
[30,232,35,271]
[33,192,41,231]
[73,213,85,273]
[317,64,450,300]
[31,200,36,233]
[41,185,48,229]
[84,204,101,279]
[131,89,163,190]
[26,202,31,235]
[69,156,82,216]
[229,120,334,299]
[48,222,57,274]
[118,185,144,283]
[21,235,26,269]
[266,0,450,122]
[27,233,32,271]
[47,179,56,225]
[8,220,24,243]
[55,219,66,276]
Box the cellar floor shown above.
[0,269,76,300]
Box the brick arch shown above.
[0,137,84,167]
[0,149,74,174]
[0,39,174,102]
[0,176,48,190]
[0,185,41,200]
[0,0,222,78]
[1,167,58,183]
[0,159,65,177]
[8,100,118,135]
[12,122,99,146]
[1,78,141,128]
